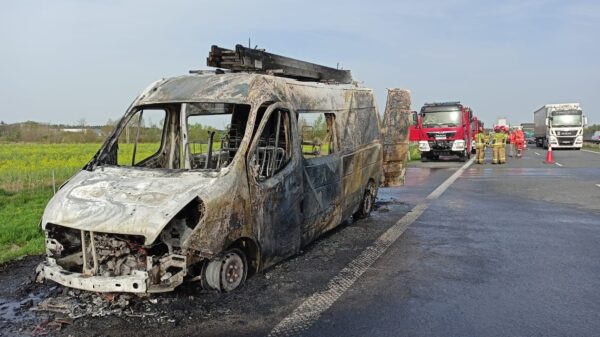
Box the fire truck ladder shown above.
[206,44,352,84]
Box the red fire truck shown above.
[413,101,474,162]
[409,110,420,142]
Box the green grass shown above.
[408,143,421,161]
[301,143,332,158]
[583,144,600,152]
[0,188,51,264]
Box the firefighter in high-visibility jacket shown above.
[492,126,508,164]
[475,127,488,164]
[509,129,517,157]
[514,128,525,158]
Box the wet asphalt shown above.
[1,146,599,337]
[303,146,600,336]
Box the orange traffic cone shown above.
[544,143,554,164]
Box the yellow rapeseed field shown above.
[0,143,158,263]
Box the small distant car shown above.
[591,131,600,141]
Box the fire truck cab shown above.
[414,101,473,162]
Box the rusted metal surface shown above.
[40,71,384,293]
[207,44,353,84]
[382,88,412,187]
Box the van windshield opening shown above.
[93,103,250,170]
[116,108,167,168]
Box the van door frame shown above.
[245,102,303,268]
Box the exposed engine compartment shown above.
[43,223,187,293]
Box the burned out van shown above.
[40,45,382,293]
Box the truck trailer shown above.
[534,103,587,149]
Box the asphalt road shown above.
[1,146,599,336]
[302,147,600,336]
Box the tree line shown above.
[0,120,115,143]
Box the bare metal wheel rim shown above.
[220,250,246,292]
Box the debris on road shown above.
[34,292,137,319]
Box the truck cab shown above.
[534,103,587,149]
[414,102,473,161]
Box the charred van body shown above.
[40,46,383,293]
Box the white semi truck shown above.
[534,103,587,149]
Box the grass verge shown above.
[583,144,600,152]
[408,143,421,161]
[0,188,51,264]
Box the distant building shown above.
[60,127,104,136]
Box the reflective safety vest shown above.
[493,132,507,145]
[515,130,525,143]
[475,132,487,146]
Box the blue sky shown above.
[0,0,598,126]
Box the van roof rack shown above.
[207,44,352,84]
[423,101,462,107]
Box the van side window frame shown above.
[247,104,295,183]
[298,112,337,159]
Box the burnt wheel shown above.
[204,249,248,292]
[354,181,377,220]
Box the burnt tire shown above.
[354,181,377,220]
[204,248,248,292]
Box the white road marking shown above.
[596,184,600,188]
[534,152,541,156]
[555,162,563,167]
[582,149,600,155]
[268,158,475,337]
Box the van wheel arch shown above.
[227,237,261,276]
